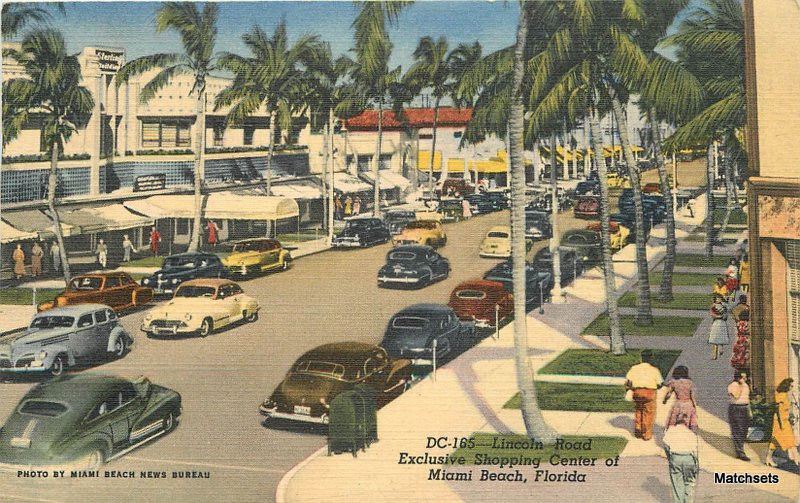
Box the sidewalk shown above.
[278,197,798,502]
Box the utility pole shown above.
[550,131,563,303]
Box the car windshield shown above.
[30,316,74,329]
[175,286,216,298]
[69,277,101,291]
[164,257,197,269]
[565,234,590,244]
[388,251,417,261]
[487,231,509,239]
[19,400,68,417]
[456,289,486,299]
[293,360,346,379]
[387,212,414,222]
[391,316,429,329]
[233,242,266,252]
[345,220,371,229]
[406,221,436,230]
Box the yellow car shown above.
[222,238,292,277]
[607,173,633,189]
[393,220,447,248]
[479,226,532,258]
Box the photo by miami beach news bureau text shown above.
[16,469,211,479]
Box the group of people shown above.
[708,252,751,361]
[11,241,61,279]
[333,194,363,220]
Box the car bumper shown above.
[259,406,329,424]
[332,240,361,248]
[479,250,510,258]
[0,363,48,373]
[378,276,421,284]
[393,239,421,246]
[225,265,254,275]
[141,322,194,335]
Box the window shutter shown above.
[787,241,800,343]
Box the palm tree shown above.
[116,2,219,252]
[3,29,94,285]
[1,3,64,39]
[351,0,411,217]
[215,21,321,204]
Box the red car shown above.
[643,182,662,194]
[448,279,513,329]
[437,178,475,197]
[574,195,600,219]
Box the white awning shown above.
[124,193,300,221]
[359,170,410,190]
[58,204,154,233]
[270,183,323,200]
[333,172,371,193]
[0,221,38,244]
[2,210,77,238]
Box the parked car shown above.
[525,210,553,240]
[384,210,417,235]
[575,180,600,196]
[0,305,133,377]
[141,279,259,337]
[532,248,585,288]
[380,304,476,362]
[479,226,530,258]
[482,260,553,307]
[607,172,632,188]
[393,220,447,248]
[222,238,292,276]
[484,189,510,210]
[560,229,604,265]
[331,217,391,248]
[438,198,464,222]
[0,374,180,469]
[448,280,513,328]
[38,272,153,313]
[377,245,450,289]
[464,193,496,215]
[610,212,651,242]
[141,252,226,296]
[643,182,662,194]
[573,195,600,219]
[260,342,412,424]
[586,221,631,252]
[437,178,475,197]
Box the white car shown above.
[141,279,259,337]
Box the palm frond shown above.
[664,93,745,149]
[138,64,190,103]
[116,53,182,86]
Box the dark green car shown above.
[0,374,181,469]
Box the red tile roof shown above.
[345,107,472,131]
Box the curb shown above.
[275,445,327,503]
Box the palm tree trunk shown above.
[328,109,336,243]
[322,120,330,233]
[705,141,715,258]
[48,139,71,285]
[188,89,205,252]
[510,0,557,443]
[267,110,276,197]
[719,135,734,236]
[589,108,625,355]
[530,139,540,187]
[550,132,562,302]
[373,99,383,217]
[428,98,440,197]
[610,95,652,326]
[650,112,676,302]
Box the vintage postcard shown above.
[1,0,799,501]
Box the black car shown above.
[619,190,667,225]
[560,229,604,265]
[378,245,450,289]
[532,248,585,288]
[610,212,650,242]
[575,180,600,196]
[483,260,553,308]
[331,218,391,248]
[484,190,510,210]
[384,210,417,235]
[380,304,476,363]
[525,210,553,240]
[464,193,496,215]
[141,252,226,296]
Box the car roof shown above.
[488,225,510,233]
[166,251,217,259]
[394,303,454,316]
[234,237,279,244]
[454,279,506,291]
[298,342,380,364]
[35,304,111,316]
[390,244,432,253]
[28,374,131,416]
[179,278,237,288]
[71,272,127,280]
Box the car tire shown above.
[244,310,258,323]
[198,318,213,338]
[113,337,126,358]
[282,259,290,271]
[79,448,105,470]
[162,411,176,433]
[50,354,65,377]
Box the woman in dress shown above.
[739,254,750,292]
[725,258,739,298]
[730,311,750,370]
[708,294,730,360]
[461,197,472,219]
[766,378,799,467]
[662,366,698,431]
[12,244,26,279]
[713,277,728,300]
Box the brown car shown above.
[260,342,413,424]
[448,279,514,329]
[38,272,154,313]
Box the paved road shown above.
[0,210,514,502]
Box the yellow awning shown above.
[417,150,442,171]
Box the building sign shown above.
[95,49,124,74]
[758,195,800,239]
[134,174,167,192]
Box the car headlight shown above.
[172,279,179,284]
[143,278,150,285]
[184,313,192,321]
[36,350,47,361]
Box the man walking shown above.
[122,234,133,262]
[50,241,60,273]
[663,414,699,503]
[149,227,161,257]
[30,241,43,277]
[727,370,752,461]
[625,350,664,440]
[96,239,108,269]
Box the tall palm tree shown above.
[1,3,64,39]
[116,2,219,252]
[215,21,320,203]
[3,29,94,285]
[351,0,411,217]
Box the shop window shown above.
[453,131,462,139]
[176,218,191,236]
[213,124,225,147]
[244,125,255,146]
[141,119,191,148]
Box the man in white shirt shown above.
[625,350,664,440]
[727,370,751,461]
[663,414,699,503]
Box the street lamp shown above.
[538,281,545,315]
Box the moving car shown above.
[141,279,259,337]
[464,193,496,215]
[380,304,476,362]
[532,248,585,288]
[260,342,412,424]
[384,210,417,235]
[377,245,450,289]
[331,217,391,248]
[141,252,226,296]
[610,212,650,242]
[575,180,600,196]
[573,195,600,219]
[607,172,632,189]
[38,273,153,313]
[479,226,531,258]
[525,210,553,240]
[393,220,447,248]
[438,198,464,222]
[586,221,631,252]
[448,280,513,328]
[222,238,292,276]
[0,374,180,469]
[560,229,604,265]
[482,260,553,308]
[484,189,510,210]
[0,305,133,376]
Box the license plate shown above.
[293,405,311,415]
[10,437,30,448]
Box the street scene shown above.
[1,1,799,502]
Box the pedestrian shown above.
[725,258,739,297]
[149,226,161,257]
[353,196,361,216]
[344,195,353,218]
[739,254,750,292]
[462,197,472,219]
[30,241,43,277]
[50,241,60,273]
[206,220,218,248]
[730,311,750,370]
[709,294,730,360]
[663,366,699,431]
[727,370,752,461]
[625,349,664,441]
[12,244,26,279]
[122,234,133,262]
[712,277,728,300]
[334,194,343,220]
[734,238,748,262]
[766,378,799,467]
[731,294,750,323]
[663,414,699,503]
[96,239,108,269]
